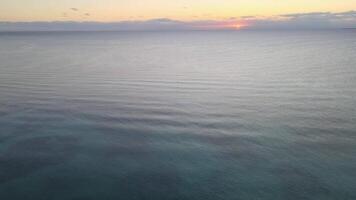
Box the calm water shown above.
[0,30,355,199]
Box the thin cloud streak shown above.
[0,11,355,31]
[0,19,238,31]
[247,10,356,29]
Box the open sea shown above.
[0,30,355,200]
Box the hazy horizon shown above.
[1,10,356,31]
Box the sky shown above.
[1,0,356,30]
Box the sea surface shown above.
[0,30,355,200]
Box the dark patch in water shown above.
[91,126,153,159]
[198,135,269,162]
[36,168,182,200]
[117,169,181,200]
[103,143,151,158]
[0,135,79,185]
[272,166,331,200]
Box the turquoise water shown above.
[0,30,356,199]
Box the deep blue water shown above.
[0,30,356,200]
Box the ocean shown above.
[0,30,355,199]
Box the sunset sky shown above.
[1,0,356,21]
[1,1,356,30]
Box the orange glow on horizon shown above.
[196,21,250,30]
[214,21,250,30]
[228,22,249,30]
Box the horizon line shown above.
[1,10,356,31]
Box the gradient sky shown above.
[1,0,356,21]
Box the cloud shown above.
[70,8,79,12]
[281,11,356,18]
[247,10,356,29]
[0,11,355,31]
[240,16,256,19]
